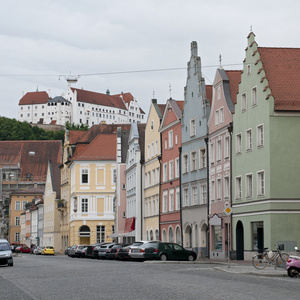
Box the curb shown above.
[213,266,287,277]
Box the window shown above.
[210,143,215,164]
[247,64,251,75]
[155,141,158,155]
[169,188,174,211]
[22,201,28,210]
[224,136,230,158]
[217,140,222,161]
[246,174,253,198]
[192,186,198,205]
[81,198,88,212]
[183,154,188,173]
[145,173,148,188]
[211,180,215,201]
[147,145,150,160]
[190,119,196,137]
[151,143,154,157]
[252,87,257,106]
[257,171,265,196]
[152,170,156,186]
[191,151,197,171]
[199,148,206,169]
[163,191,168,212]
[224,176,230,199]
[163,163,168,182]
[169,160,174,180]
[246,129,252,151]
[175,135,178,145]
[113,169,116,184]
[183,188,189,206]
[145,203,148,217]
[257,125,264,147]
[156,168,160,184]
[219,108,224,124]
[241,93,247,111]
[215,110,219,126]
[236,133,242,153]
[213,225,222,250]
[96,225,105,243]
[176,187,180,210]
[165,139,168,150]
[236,177,242,199]
[15,217,20,226]
[200,184,207,204]
[15,232,20,242]
[168,130,173,148]
[81,169,89,184]
[217,178,222,200]
[15,201,21,211]
[175,158,179,178]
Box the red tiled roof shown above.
[225,71,242,104]
[71,88,127,110]
[72,133,117,161]
[258,47,300,111]
[114,92,134,105]
[0,140,62,181]
[19,91,50,105]
[68,131,86,145]
[158,104,166,116]
[175,100,184,111]
[206,85,213,105]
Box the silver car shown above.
[0,239,13,267]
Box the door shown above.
[236,221,244,260]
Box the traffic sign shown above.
[224,205,232,215]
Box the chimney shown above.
[106,89,110,96]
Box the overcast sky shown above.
[1,0,299,119]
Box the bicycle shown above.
[252,244,289,270]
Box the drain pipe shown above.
[179,146,183,246]
[204,137,210,259]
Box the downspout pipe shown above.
[140,158,145,241]
[158,154,162,241]
[228,122,233,259]
[179,146,183,246]
[204,137,210,259]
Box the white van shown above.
[0,239,13,266]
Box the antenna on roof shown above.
[169,83,172,99]
[153,89,155,99]
[219,54,223,69]
[250,25,253,32]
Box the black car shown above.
[107,244,123,259]
[97,243,116,259]
[91,243,110,259]
[116,245,131,260]
[85,243,105,259]
[74,245,88,258]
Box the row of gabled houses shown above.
[2,32,300,260]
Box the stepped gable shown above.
[0,140,62,180]
[71,133,117,161]
[258,47,300,111]
[71,88,127,110]
[225,70,242,104]
[19,91,50,105]
[114,92,145,114]
[206,85,213,105]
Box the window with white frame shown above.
[191,151,197,171]
[147,145,150,159]
[252,87,257,106]
[217,178,222,200]
[165,139,168,150]
[163,191,168,212]
[192,186,198,205]
[257,124,264,147]
[153,199,156,215]
[176,187,180,210]
[241,93,247,111]
[211,180,215,201]
[145,202,148,217]
[151,143,154,157]
[190,118,196,137]
[96,225,105,243]
[169,188,174,211]
[183,188,189,207]
[219,108,224,124]
[175,135,178,145]
[15,217,20,226]
[156,168,160,184]
[246,174,253,198]
[22,201,28,210]
[155,140,158,155]
[152,170,156,185]
[215,110,219,126]
[81,169,89,184]
[163,163,168,182]
[169,160,174,180]
[217,139,222,161]
[15,232,20,242]
[247,64,251,75]
[224,176,230,198]
[201,184,207,204]
[175,158,179,178]
[257,171,265,196]
[199,148,206,169]
[149,201,152,216]
[15,201,21,211]
[145,173,148,188]
[168,130,173,148]
[81,198,88,212]
[236,133,242,153]
[217,86,221,100]
[246,129,252,151]
[113,169,116,184]
[183,154,188,173]
[224,136,230,158]
[210,142,215,164]
[148,171,151,187]
[235,177,242,199]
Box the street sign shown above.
[224,205,232,215]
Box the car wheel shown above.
[160,254,167,261]
[187,254,195,261]
[288,267,299,278]
[8,262,13,267]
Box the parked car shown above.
[128,241,151,260]
[10,243,21,253]
[64,247,72,255]
[34,246,43,255]
[91,243,110,259]
[42,246,55,255]
[15,244,31,253]
[0,239,13,266]
[97,243,116,259]
[68,245,88,258]
[74,245,88,258]
[116,245,131,260]
[129,242,197,261]
[85,243,104,259]
[107,244,123,259]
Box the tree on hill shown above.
[65,121,89,131]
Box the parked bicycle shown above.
[252,244,289,270]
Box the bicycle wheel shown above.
[276,253,289,268]
[252,253,268,269]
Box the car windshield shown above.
[0,242,10,251]
[131,242,144,247]
[78,246,86,249]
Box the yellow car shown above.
[42,246,55,255]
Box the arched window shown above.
[150,230,154,241]
[162,229,167,242]
[168,227,174,243]
[79,225,90,237]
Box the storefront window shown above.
[252,221,263,251]
[213,225,222,250]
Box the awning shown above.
[124,217,135,233]
[108,231,136,238]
